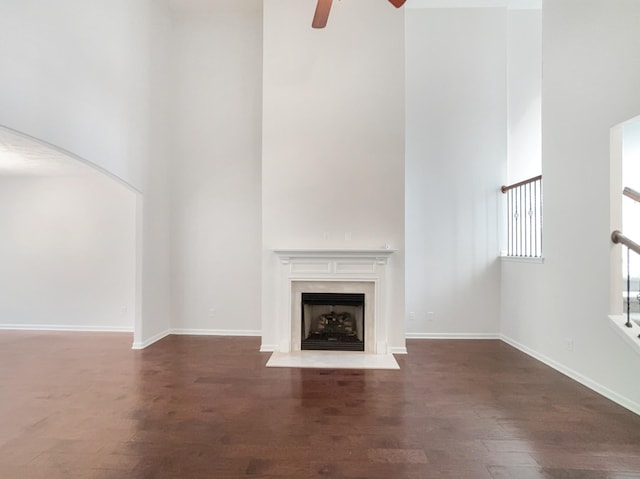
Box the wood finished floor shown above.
[1,333,640,479]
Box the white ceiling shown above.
[406,0,540,8]
[165,0,542,11]
[0,128,92,177]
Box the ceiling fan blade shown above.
[312,0,332,29]
[388,0,406,7]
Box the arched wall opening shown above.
[0,126,140,343]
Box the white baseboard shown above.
[390,346,408,354]
[0,324,133,333]
[131,329,170,350]
[0,326,260,350]
[500,334,640,417]
[406,332,500,340]
[131,329,262,349]
[170,328,261,337]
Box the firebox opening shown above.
[301,292,365,351]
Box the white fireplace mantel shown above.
[274,248,395,265]
[271,248,395,355]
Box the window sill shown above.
[499,254,544,264]
[608,315,640,358]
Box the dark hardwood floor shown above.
[1,332,639,478]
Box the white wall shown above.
[0,174,136,330]
[261,0,406,350]
[507,8,541,183]
[501,0,640,413]
[405,8,506,337]
[169,1,263,334]
[0,0,174,348]
[0,0,153,190]
[136,0,173,347]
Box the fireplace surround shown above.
[271,249,394,354]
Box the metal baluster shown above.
[528,182,533,257]
[507,189,511,256]
[519,185,523,256]
[513,188,516,256]
[515,187,519,256]
[502,176,543,258]
[627,246,633,328]
[524,183,528,256]
[524,184,527,256]
[509,189,513,256]
[533,181,537,257]
[539,179,543,257]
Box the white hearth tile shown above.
[265,351,400,370]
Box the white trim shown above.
[0,324,133,333]
[170,329,261,337]
[390,346,408,354]
[406,332,500,340]
[131,329,170,350]
[272,249,394,355]
[274,248,395,265]
[260,344,278,352]
[499,254,544,264]
[608,315,640,358]
[501,334,640,417]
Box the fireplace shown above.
[301,292,365,351]
[269,249,396,355]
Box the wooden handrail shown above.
[623,187,640,203]
[501,175,542,193]
[612,230,640,256]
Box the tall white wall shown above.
[507,8,541,183]
[405,8,506,337]
[137,0,173,347]
[261,0,406,350]
[501,0,640,413]
[0,174,136,330]
[0,0,153,190]
[169,1,263,334]
[0,0,173,348]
